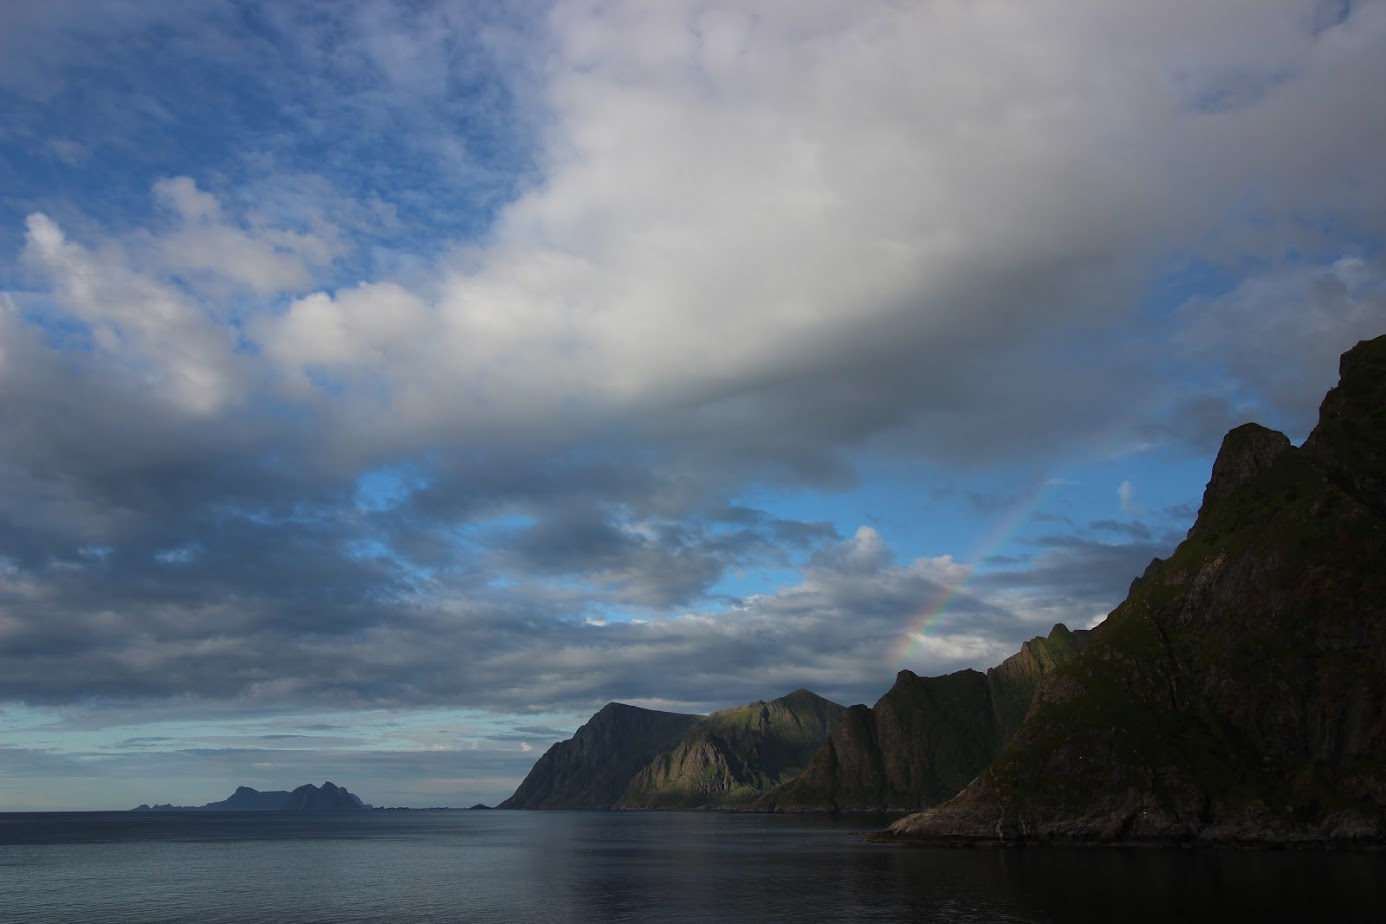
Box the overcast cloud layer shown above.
[3,0,1386,808]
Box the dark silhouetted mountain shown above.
[213,785,298,810]
[887,334,1386,846]
[498,703,704,809]
[133,781,370,812]
[282,781,367,811]
[757,625,1090,813]
[615,689,847,808]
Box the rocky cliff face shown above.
[615,689,846,809]
[498,703,703,809]
[886,335,1386,846]
[758,625,1089,812]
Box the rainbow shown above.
[892,474,1061,666]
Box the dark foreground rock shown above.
[757,625,1090,813]
[884,335,1386,847]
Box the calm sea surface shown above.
[2,810,1383,923]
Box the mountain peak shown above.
[1188,423,1292,538]
[1303,332,1386,516]
[498,703,703,809]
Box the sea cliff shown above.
[884,335,1386,846]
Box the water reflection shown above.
[2,811,1383,923]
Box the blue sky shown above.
[2,0,1385,810]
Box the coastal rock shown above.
[759,625,1089,813]
[886,334,1386,847]
[498,703,703,809]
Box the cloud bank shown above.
[2,0,1385,805]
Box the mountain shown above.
[281,781,367,811]
[886,334,1386,846]
[615,689,846,809]
[133,781,370,812]
[498,703,704,809]
[207,786,299,810]
[756,625,1090,813]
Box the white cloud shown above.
[224,0,1385,464]
[255,283,431,379]
[810,525,890,574]
[905,632,1014,670]
[155,176,221,223]
[12,2,1386,465]
[20,212,242,415]
[150,176,335,296]
[1118,480,1134,513]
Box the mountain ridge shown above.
[756,624,1090,813]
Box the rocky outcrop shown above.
[758,625,1090,813]
[282,781,367,812]
[498,703,703,809]
[615,689,845,809]
[885,334,1386,847]
[1189,424,1292,531]
[1302,335,1386,517]
[133,781,370,812]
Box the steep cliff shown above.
[758,625,1089,812]
[887,334,1386,846]
[498,703,703,809]
[615,689,845,808]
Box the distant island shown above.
[133,781,371,812]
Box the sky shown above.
[2,0,1385,811]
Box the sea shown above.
[2,810,1383,923]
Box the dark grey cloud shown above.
[1,515,1118,719]
[1174,258,1386,444]
[976,530,1179,626]
[1088,519,1155,542]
